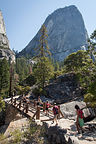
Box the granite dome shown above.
[18,5,88,61]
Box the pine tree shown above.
[15,57,30,81]
[9,62,14,97]
[64,50,95,89]
[87,30,96,60]
[0,96,5,112]
[34,57,53,89]
[0,58,10,97]
[34,24,53,89]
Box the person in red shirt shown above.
[52,103,58,125]
[45,100,51,116]
[75,105,84,134]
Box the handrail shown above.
[8,96,64,121]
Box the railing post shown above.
[14,98,16,106]
[25,103,29,113]
[36,106,40,119]
[11,97,13,103]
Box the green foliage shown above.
[34,57,54,89]
[0,121,47,144]
[15,85,30,95]
[84,93,96,107]
[64,50,96,89]
[0,133,6,141]
[22,74,36,86]
[10,129,22,144]
[84,81,96,107]
[52,60,64,80]
[87,29,96,60]
[0,97,5,112]
[24,120,46,144]
[39,125,46,137]
[0,58,10,97]
[64,50,92,72]
[88,81,96,95]
[63,31,96,107]
[54,61,60,71]
[33,87,48,96]
[28,126,38,136]
[36,24,51,58]
[32,87,42,96]
[23,86,30,95]
[0,130,22,144]
[34,25,54,89]
[0,58,9,112]
[9,63,15,97]
[53,70,63,80]
[84,93,95,103]
[15,57,30,81]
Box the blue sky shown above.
[0,0,96,52]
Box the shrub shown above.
[10,129,22,144]
[22,74,36,86]
[0,133,6,141]
[84,93,96,107]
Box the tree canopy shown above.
[33,24,53,89]
[64,50,96,88]
[0,58,10,97]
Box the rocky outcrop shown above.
[45,73,85,104]
[0,48,15,62]
[18,5,88,61]
[60,101,96,121]
[45,121,96,144]
[46,125,67,144]
[0,34,9,49]
[0,10,9,49]
[0,10,15,63]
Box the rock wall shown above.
[0,11,9,49]
[18,5,88,61]
[0,48,15,63]
[45,73,84,104]
[0,11,15,63]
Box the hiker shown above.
[45,100,51,116]
[37,96,42,106]
[75,104,84,134]
[52,103,58,125]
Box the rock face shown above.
[0,10,9,49]
[0,48,15,62]
[0,10,15,63]
[60,101,96,120]
[45,72,85,104]
[18,5,88,61]
[46,125,67,144]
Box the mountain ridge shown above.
[18,5,88,61]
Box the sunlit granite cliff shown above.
[0,10,15,63]
[18,5,88,61]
